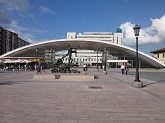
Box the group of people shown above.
[34,63,42,73]
[121,64,129,75]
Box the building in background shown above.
[67,29,123,45]
[63,29,123,67]
[150,48,165,64]
[0,27,30,55]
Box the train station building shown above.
[0,38,165,69]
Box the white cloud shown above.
[0,0,32,25]
[0,0,46,43]
[120,14,165,46]
[4,0,30,12]
[39,6,54,14]
[7,21,33,43]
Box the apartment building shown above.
[0,27,30,55]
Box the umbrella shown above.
[4,60,13,63]
[13,59,24,63]
[23,60,31,63]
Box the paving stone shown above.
[0,68,165,123]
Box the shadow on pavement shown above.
[0,81,19,86]
[145,79,165,86]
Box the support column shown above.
[103,48,107,74]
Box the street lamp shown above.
[94,49,99,71]
[132,24,143,88]
[50,49,53,65]
[36,48,38,73]
[96,49,99,71]
[103,48,107,74]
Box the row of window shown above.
[64,58,102,62]
[77,52,102,54]
[77,36,112,38]
[157,53,165,58]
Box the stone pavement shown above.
[0,68,165,123]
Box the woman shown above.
[121,64,125,75]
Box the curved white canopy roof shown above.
[0,39,165,68]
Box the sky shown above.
[0,0,165,56]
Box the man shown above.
[125,65,129,75]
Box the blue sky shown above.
[0,0,165,55]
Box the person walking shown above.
[38,63,41,72]
[125,65,129,75]
[85,64,88,71]
[34,64,37,72]
[121,64,125,75]
[83,64,86,71]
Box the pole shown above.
[51,49,53,66]
[103,48,107,74]
[132,36,143,88]
[97,49,98,70]
[134,37,140,82]
[36,48,38,73]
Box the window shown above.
[163,54,165,58]
[117,37,118,44]
[157,54,159,58]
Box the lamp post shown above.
[103,48,107,74]
[36,48,38,73]
[97,49,99,71]
[132,24,143,88]
[51,49,53,65]
[51,49,55,68]
[94,49,99,71]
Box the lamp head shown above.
[133,24,141,36]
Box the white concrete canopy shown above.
[0,39,165,68]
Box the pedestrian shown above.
[24,64,27,71]
[34,64,37,71]
[121,64,125,75]
[85,64,88,71]
[38,63,41,72]
[125,65,129,75]
[83,64,86,71]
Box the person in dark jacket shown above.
[125,65,129,75]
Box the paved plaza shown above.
[0,68,165,123]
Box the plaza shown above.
[0,68,165,123]
[1,1,165,122]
